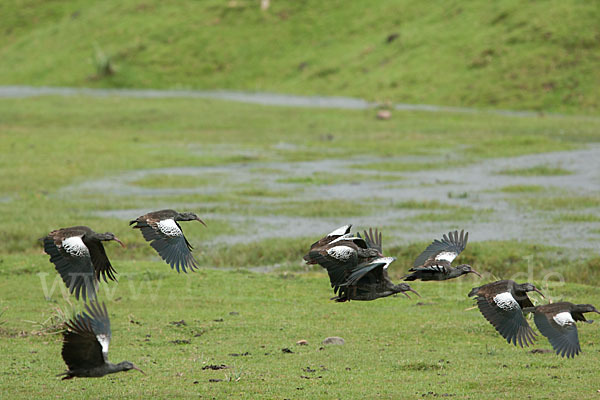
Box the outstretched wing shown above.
[308,243,360,289]
[85,240,118,283]
[475,291,536,347]
[62,301,111,370]
[44,233,97,301]
[358,228,383,254]
[133,218,198,273]
[341,257,395,287]
[305,224,352,255]
[413,230,468,268]
[533,312,580,358]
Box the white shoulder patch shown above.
[62,236,90,257]
[97,333,110,355]
[493,292,519,310]
[328,234,357,245]
[157,219,183,237]
[435,251,457,263]
[372,256,395,270]
[553,311,575,327]
[326,245,355,261]
[327,224,351,237]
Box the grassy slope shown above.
[1,262,600,399]
[1,0,600,113]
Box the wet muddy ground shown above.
[60,145,600,252]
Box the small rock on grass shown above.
[322,336,345,345]
[296,339,308,346]
[376,110,392,120]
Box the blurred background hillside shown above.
[2,0,599,113]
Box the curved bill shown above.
[533,287,545,299]
[401,287,421,298]
[196,217,207,227]
[470,269,482,278]
[113,237,126,248]
[132,365,145,374]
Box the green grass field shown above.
[1,94,600,398]
[2,0,600,113]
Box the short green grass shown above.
[2,0,600,113]
[498,184,547,193]
[131,174,229,188]
[497,165,573,176]
[277,172,400,185]
[1,264,599,399]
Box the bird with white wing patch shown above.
[468,279,545,347]
[402,229,481,281]
[523,302,600,358]
[130,209,206,273]
[58,300,144,379]
[304,226,419,302]
[43,226,124,301]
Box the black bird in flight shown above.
[59,301,144,379]
[524,302,599,358]
[305,226,419,301]
[469,279,544,347]
[130,209,206,273]
[44,226,124,301]
[403,230,481,281]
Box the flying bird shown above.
[43,226,124,301]
[403,230,480,281]
[305,226,419,301]
[523,302,600,358]
[59,301,144,379]
[130,209,206,273]
[469,280,544,347]
[304,225,382,282]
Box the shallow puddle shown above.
[58,145,600,252]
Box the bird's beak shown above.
[470,269,482,278]
[196,217,207,227]
[534,288,545,299]
[133,365,145,374]
[113,237,126,248]
[407,287,421,298]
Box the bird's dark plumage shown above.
[523,302,599,358]
[59,301,143,379]
[403,230,480,281]
[130,209,206,273]
[43,226,123,301]
[469,280,544,347]
[304,226,418,301]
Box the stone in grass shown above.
[376,110,392,120]
[296,339,308,346]
[322,336,345,345]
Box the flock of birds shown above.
[41,210,598,379]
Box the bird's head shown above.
[578,304,600,314]
[519,282,545,298]
[118,361,145,374]
[178,212,207,227]
[457,264,481,277]
[397,283,420,298]
[100,232,125,247]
